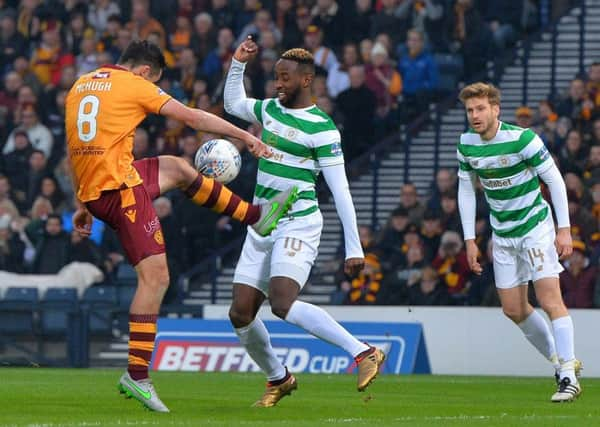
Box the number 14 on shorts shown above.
[527,248,545,272]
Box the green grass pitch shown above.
[0,368,599,426]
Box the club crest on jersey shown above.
[499,156,509,166]
[331,142,343,157]
[286,128,298,140]
[157,88,165,95]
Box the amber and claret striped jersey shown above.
[65,65,172,202]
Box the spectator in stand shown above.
[345,253,383,304]
[467,239,499,306]
[420,209,442,262]
[127,0,166,46]
[556,78,593,126]
[170,16,193,56]
[304,24,339,76]
[132,127,156,160]
[365,42,402,137]
[0,175,19,221]
[37,175,65,212]
[396,182,425,226]
[427,168,456,211]
[30,19,74,89]
[0,9,27,71]
[310,0,346,50]
[25,196,53,248]
[559,129,587,176]
[568,190,597,242]
[236,9,281,47]
[234,0,260,35]
[25,150,52,211]
[99,14,122,60]
[560,240,596,309]
[588,117,600,145]
[13,60,42,100]
[176,48,203,99]
[3,103,53,158]
[398,28,439,120]
[273,0,296,43]
[407,265,451,306]
[327,42,360,98]
[583,144,600,185]
[280,5,310,50]
[88,0,120,34]
[0,71,22,137]
[210,0,235,30]
[179,132,201,165]
[533,100,560,151]
[370,0,409,46]
[431,230,470,298]
[479,0,523,50]
[69,229,105,270]
[515,105,533,129]
[440,190,461,234]
[589,180,600,223]
[76,32,100,76]
[399,0,447,52]
[2,130,32,199]
[449,0,490,82]
[586,61,600,109]
[0,213,25,273]
[348,0,373,44]
[31,213,71,274]
[190,12,217,64]
[156,117,185,156]
[64,6,92,57]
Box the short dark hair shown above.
[46,213,62,223]
[118,40,166,76]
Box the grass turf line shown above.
[0,368,598,426]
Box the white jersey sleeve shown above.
[224,58,262,124]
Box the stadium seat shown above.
[116,263,137,286]
[0,287,39,335]
[433,53,464,95]
[81,286,118,336]
[40,288,78,336]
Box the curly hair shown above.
[280,48,314,65]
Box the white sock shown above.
[552,316,577,383]
[235,318,286,382]
[518,311,559,370]
[284,301,369,357]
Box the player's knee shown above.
[539,299,566,317]
[228,307,255,327]
[270,300,292,320]
[140,269,170,294]
[502,307,527,323]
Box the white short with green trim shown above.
[493,221,563,289]
[233,211,323,293]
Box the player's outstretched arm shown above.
[322,164,364,276]
[159,98,270,158]
[537,162,572,259]
[458,171,482,274]
[224,37,262,123]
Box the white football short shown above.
[493,223,563,289]
[233,211,323,295]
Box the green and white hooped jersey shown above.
[250,98,343,218]
[457,122,554,242]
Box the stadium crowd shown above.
[0,0,588,307]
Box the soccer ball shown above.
[194,139,242,184]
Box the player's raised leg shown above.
[269,277,385,392]
[229,284,297,407]
[117,253,170,413]
[535,278,582,402]
[156,155,297,236]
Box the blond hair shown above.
[459,82,501,106]
[281,48,314,65]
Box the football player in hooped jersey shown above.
[457,82,581,402]
[65,40,298,412]
[224,37,385,407]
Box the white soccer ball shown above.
[194,139,242,184]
